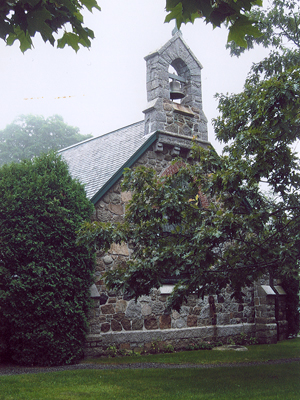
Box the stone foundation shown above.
[84,323,257,357]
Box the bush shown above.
[0,152,94,366]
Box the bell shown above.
[170,80,185,100]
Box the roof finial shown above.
[172,21,182,36]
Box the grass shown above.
[0,362,299,399]
[0,338,299,400]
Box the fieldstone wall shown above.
[85,324,257,357]
[87,269,287,356]
[164,101,208,141]
[89,283,256,336]
[254,282,277,344]
[144,99,208,142]
[86,282,258,357]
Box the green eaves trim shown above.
[90,132,158,205]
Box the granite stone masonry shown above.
[87,275,260,356]
[87,266,287,356]
[143,32,208,142]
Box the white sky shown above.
[0,0,270,155]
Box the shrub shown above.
[0,152,94,366]
[107,345,118,357]
[187,341,214,351]
[163,343,174,353]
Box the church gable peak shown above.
[144,32,202,70]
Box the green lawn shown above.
[0,339,299,400]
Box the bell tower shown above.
[143,31,208,142]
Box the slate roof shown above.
[59,121,157,203]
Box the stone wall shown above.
[144,99,208,142]
[87,271,287,356]
[89,281,256,337]
[254,282,277,344]
[87,278,258,357]
[85,324,257,357]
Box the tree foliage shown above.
[0,0,100,52]
[227,0,300,56]
[221,0,300,335]
[0,152,94,366]
[0,114,92,167]
[165,0,262,47]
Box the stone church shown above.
[60,32,288,356]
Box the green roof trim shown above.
[90,132,158,205]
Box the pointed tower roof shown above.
[145,31,203,70]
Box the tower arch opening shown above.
[168,60,190,103]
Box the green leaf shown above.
[228,16,262,47]
[165,3,183,26]
[7,27,32,52]
[27,8,54,39]
[57,32,80,52]
[209,3,236,27]
[80,0,101,12]
[0,152,94,366]
[2,0,101,51]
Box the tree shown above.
[217,0,300,335]
[223,0,300,334]
[1,1,262,52]
[0,152,95,366]
[0,0,100,52]
[0,114,92,167]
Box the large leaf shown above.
[6,27,32,52]
[80,0,101,12]
[57,32,81,51]
[26,8,54,39]
[228,16,262,47]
